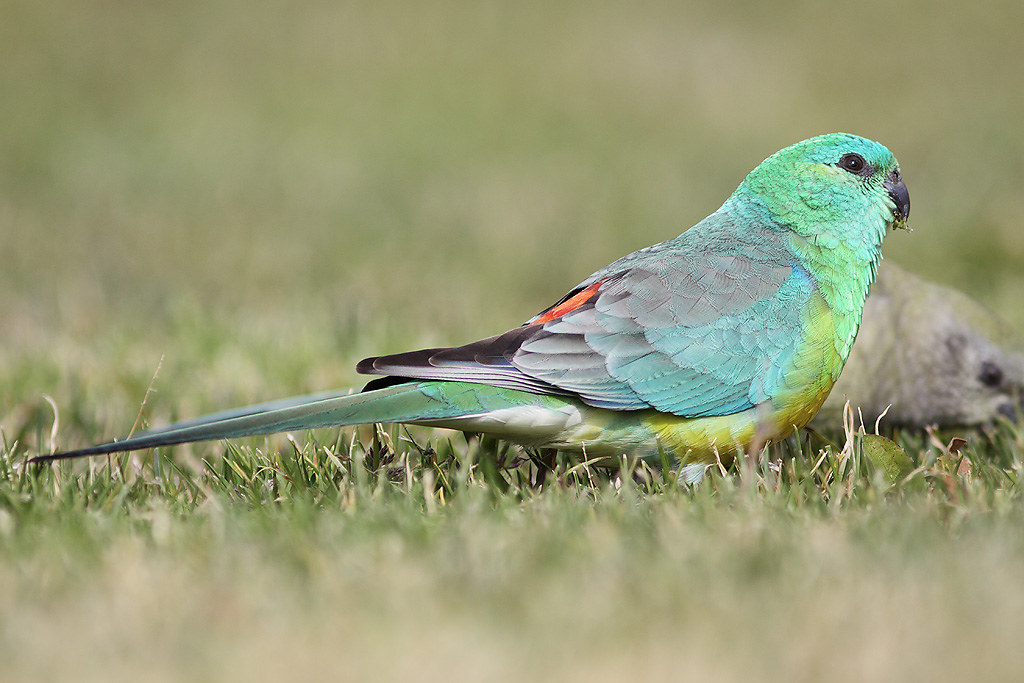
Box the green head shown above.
[736,133,910,248]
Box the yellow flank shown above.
[649,410,760,464]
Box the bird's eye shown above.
[838,153,868,174]
[979,361,1004,388]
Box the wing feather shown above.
[359,230,817,418]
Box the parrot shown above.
[815,262,1024,428]
[33,133,910,483]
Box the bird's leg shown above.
[530,448,558,488]
[739,405,776,486]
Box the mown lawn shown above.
[3,1,1024,680]
[3,426,1024,681]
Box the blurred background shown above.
[2,0,1023,438]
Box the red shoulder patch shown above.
[530,281,603,325]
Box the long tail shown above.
[32,381,547,462]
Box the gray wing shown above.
[359,239,814,417]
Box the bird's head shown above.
[739,133,910,243]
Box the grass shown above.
[3,0,1024,680]
[3,420,1024,681]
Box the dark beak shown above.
[884,169,910,222]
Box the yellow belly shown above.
[649,383,833,465]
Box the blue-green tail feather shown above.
[32,382,534,462]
